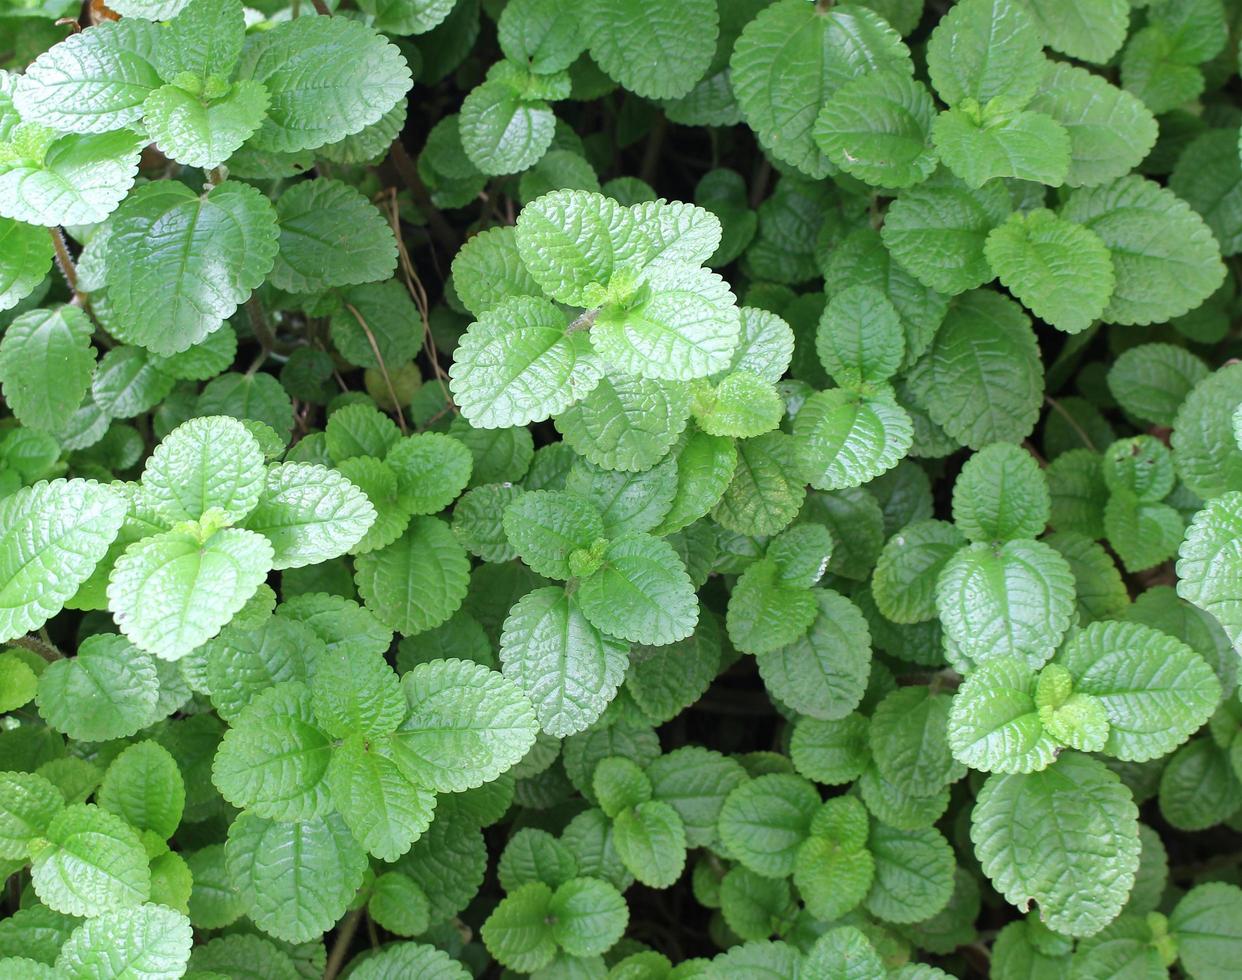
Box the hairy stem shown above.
[49,226,78,294]
[323,909,363,980]
[345,302,409,435]
[10,633,64,662]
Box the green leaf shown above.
[872,519,965,624]
[726,558,818,656]
[1023,0,1128,63]
[499,586,630,737]
[211,682,332,820]
[237,15,412,153]
[906,290,1043,450]
[450,297,603,430]
[502,490,604,580]
[0,307,96,432]
[325,403,401,464]
[481,882,557,972]
[459,77,555,176]
[594,756,652,818]
[1170,129,1242,257]
[755,588,871,721]
[384,432,473,517]
[731,0,911,179]
[804,927,886,979]
[142,80,269,171]
[357,0,458,34]
[881,172,1011,295]
[581,0,717,99]
[243,462,376,569]
[513,190,634,306]
[0,218,53,312]
[225,810,367,944]
[984,209,1114,333]
[563,456,677,538]
[936,540,1075,670]
[354,517,471,636]
[577,534,699,645]
[972,753,1141,937]
[813,71,937,189]
[36,633,159,742]
[204,615,323,721]
[948,656,1060,773]
[790,713,870,786]
[1171,363,1242,501]
[613,799,687,889]
[548,876,628,956]
[13,20,161,132]
[141,415,265,524]
[310,645,405,740]
[691,371,784,439]
[793,799,873,922]
[932,107,1070,189]
[0,130,144,228]
[717,772,819,879]
[0,771,64,860]
[792,388,913,491]
[106,180,279,355]
[54,904,192,980]
[646,745,745,848]
[555,374,691,474]
[1060,175,1226,327]
[269,177,398,292]
[1169,882,1242,980]
[107,526,275,660]
[326,735,436,862]
[97,741,184,840]
[1027,62,1158,189]
[0,479,124,643]
[1108,342,1209,429]
[1178,492,1242,654]
[815,285,905,388]
[712,431,804,537]
[155,0,244,81]
[651,429,736,535]
[1103,493,1183,574]
[31,803,150,917]
[390,658,538,792]
[869,687,962,796]
[951,443,1049,542]
[925,0,1046,107]
[865,823,956,926]
[450,225,543,318]
[498,0,587,74]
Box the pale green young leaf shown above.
[731,0,912,179]
[225,810,367,944]
[140,415,265,524]
[459,77,555,176]
[815,285,904,388]
[1060,175,1226,327]
[502,490,604,580]
[0,130,144,227]
[55,904,191,980]
[0,771,64,860]
[0,218,53,312]
[355,516,470,636]
[0,479,125,643]
[613,799,687,889]
[936,540,1075,670]
[691,371,784,439]
[577,534,699,645]
[932,107,1070,189]
[555,374,692,474]
[106,180,279,355]
[948,656,1059,773]
[813,71,937,189]
[311,646,405,740]
[108,527,274,660]
[924,0,1046,107]
[0,307,95,433]
[243,462,376,570]
[984,209,1115,334]
[96,741,184,840]
[237,16,412,153]
[31,803,150,917]
[1107,343,1208,429]
[1171,363,1242,501]
[499,586,629,737]
[390,658,538,793]
[450,297,603,431]
[972,753,1140,937]
[951,443,1049,542]
[14,20,160,133]
[717,773,819,879]
[481,882,557,973]
[581,0,716,99]
[211,681,332,820]
[142,80,269,171]
[791,388,913,491]
[269,178,398,293]
[326,735,436,863]
[36,634,159,742]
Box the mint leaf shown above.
[576,534,699,645]
[0,218,53,312]
[950,443,1049,543]
[0,307,96,432]
[1177,492,1242,654]
[55,905,192,980]
[31,803,150,917]
[140,415,265,524]
[142,80,270,171]
[791,389,913,491]
[582,0,717,99]
[326,735,436,862]
[948,657,1060,774]
[932,106,1070,188]
[36,633,159,742]
[354,517,471,636]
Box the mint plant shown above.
[3,0,1242,976]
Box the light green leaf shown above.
[325,403,401,464]
[106,180,279,355]
[97,740,184,840]
[36,633,159,742]
[951,443,1049,542]
[354,517,470,636]
[869,687,962,796]
[0,771,64,860]
[872,519,965,624]
[0,479,125,643]
[791,388,913,491]
[14,20,160,132]
[972,753,1140,937]
[790,714,870,786]
[481,882,557,973]
[237,15,412,153]
[225,810,367,944]
[1103,492,1183,574]
[55,904,191,980]
[1171,362,1242,501]
[31,803,150,917]
[651,429,736,535]
[499,586,629,737]
[1023,0,1128,62]
[0,218,53,312]
[815,285,905,388]
[459,77,554,176]
[1060,175,1226,327]
[725,558,818,656]
[936,539,1075,670]
[155,0,244,80]
[555,374,691,474]
[731,0,912,179]
[865,823,956,925]
[140,415,265,524]
[548,876,629,956]
[717,772,819,879]
[581,0,716,99]
[502,490,604,580]
[932,107,1070,188]
[0,307,96,433]
[449,225,543,318]
[390,658,539,793]
[948,656,1059,773]
[613,799,687,889]
[108,527,274,660]
[0,130,144,227]
[1169,882,1242,980]
[326,735,436,863]
[577,534,699,645]
[984,208,1115,333]
[1178,492,1242,654]
[142,80,269,170]
[310,645,405,740]
[449,296,603,430]
[925,0,1046,107]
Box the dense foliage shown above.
[1,0,1242,976]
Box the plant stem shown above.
[345,302,409,435]
[640,114,668,186]
[310,0,331,14]
[323,909,363,980]
[49,226,78,294]
[1044,394,1098,451]
[10,634,64,662]
[567,309,599,333]
[386,140,458,253]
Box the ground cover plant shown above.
[1,0,1242,976]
